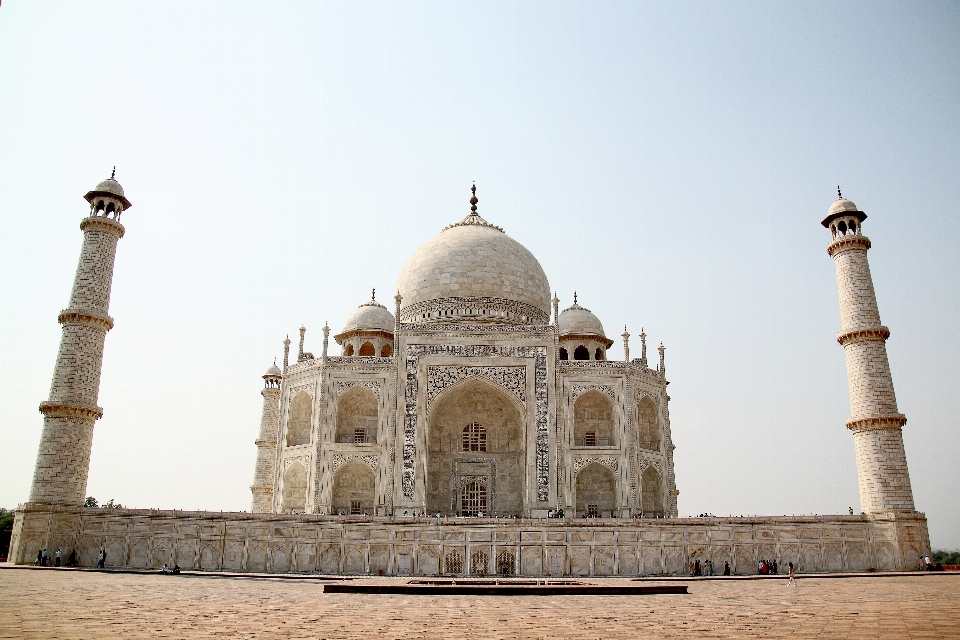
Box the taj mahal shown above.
[8,175,930,577]
[251,184,677,520]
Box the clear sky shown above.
[1,1,957,549]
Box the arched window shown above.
[344,344,354,356]
[336,386,378,444]
[496,550,516,575]
[462,422,486,452]
[574,346,590,360]
[595,348,604,361]
[381,344,393,357]
[574,390,614,447]
[281,462,307,513]
[286,392,312,446]
[471,550,489,575]
[444,550,464,574]
[359,342,375,356]
[559,348,568,360]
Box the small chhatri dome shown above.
[557,294,606,337]
[342,289,396,333]
[264,362,282,377]
[84,167,132,209]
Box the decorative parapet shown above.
[38,400,103,420]
[846,415,907,431]
[837,326,890,345]
[827,234,871,257]
[573,457,618,475]
[332,454,379,471]
[570,384,615,403]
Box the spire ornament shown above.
[838,185,842,199]
[111,166,116,180]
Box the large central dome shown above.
[395,190,551,325]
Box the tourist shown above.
[67,549,77,567]
[723,561,731,576]
[788,562,797,586]
[772,560,778,574]
[35,549,43,566]
[161,563,169,573]
[42,548,49,566]
[97,549,105,569]
[55,548,62,567]
[689,560,696,576]
[172,564,181,574]
[695,559,701,576]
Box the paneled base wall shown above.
[9,503,929,576]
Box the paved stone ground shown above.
[1,567,958,639]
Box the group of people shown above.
[160,563,182,574]
[34,548,76,567]
[689,559,731,576]
[919,556,944,571]
[758,559,778,574]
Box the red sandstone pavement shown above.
[1,566,958,639]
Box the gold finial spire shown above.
[111,166,116,180]
[470,182,478,215]
[837,185,842,199]
[371,288,376,301]
[573,291,578,305]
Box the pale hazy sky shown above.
[1,1,957,549]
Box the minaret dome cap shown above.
[264,363,282,377]
[84,172,132,209]
[821,196,866,228]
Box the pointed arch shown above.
[641,465,664,517]
[281,462,307,513]
[574,345,590,360]
[331,460,375,515]
[358,341,375,356]
[637,395,661,451]
[574,389,614,447]
[380,344,393,357]
[336,386,378,444]
[286,391,312,447]
[575,463,616,518]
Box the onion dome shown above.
[395,184,550,325]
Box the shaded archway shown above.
[336,386,378,443]
[575,463,616,517]
[380,344,393,357]
[559,347,568,360]
[637,396,661,451]
[574,345,590,360]
[343,344,355,356]
[574,390,614,447]
[359,341,375,356]
[281,462,307,513]
[427,379,525,516]
[331,461,376,515]
[286,392,312,446]
[641,466,664,517]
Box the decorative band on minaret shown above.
[29,171,130,505]
[823,191,915,513]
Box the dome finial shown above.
[573,291,578,305]
[837,185,842,200]
[111,166,116,180]
[470,182,478,215]
[371,287,376,301]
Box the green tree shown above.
[84,496,98,508]
[932,550,960,566]
[0,508,15,559]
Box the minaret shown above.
[552,293,560,330]
[658,342,666,378]
[282,335,291,372]
[251,361,282,512]
[621,326,630,362]
[823,190,915,512]
[298,325,306,361]
[29,171,131,505]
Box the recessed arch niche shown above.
[286,392,312,447]
[426,378,525,516]
[331,461,376,515]
[575,463,616,517]
[637,396,661,451]
[281,462,307,513]
[573,390,614,447]
[336,386,378,444]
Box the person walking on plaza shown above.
[55,549,62,567]
[42,548,49,566]
[788,562,797,587]
[97,549,105,569]
[35,549,43,566]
